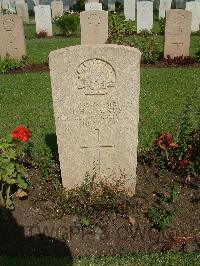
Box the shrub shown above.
[148,206,176,231]
[108,13,136,43]
[159,17,165,35]
[115,1,123,11]
[73,0,85,12]
[55,14,79,36]
[134,31,162,63]
[195,47,200,63]
[163,55,196,67]
[0,126,30,209]
[0,54,28,74]
[35,30,48,39]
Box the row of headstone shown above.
[80,8,192,58]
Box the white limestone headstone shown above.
[108,0,115,11]
[49,44,141,195]
[85,2,102,10]
[0,14,26,59]
[186,1,200,32]
[176,0,186,8]
[164,9,192,58]
[80,10,108,44]
[137,1,153,33]
[8,0,16,13]
[34,5,52,36]
[124,0,135,21]
[51,0,63,19]
[16,3,29,23]
[159,0,172,19]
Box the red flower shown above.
[11,125,31,142]
[155,132,178,150]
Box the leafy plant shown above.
[163,55,196,67]
[0,126,30,209]
[195,47,200,63]
[55,13,79,37]
[108,13,136,43]
[159,17,165,35]
[72,0,85,12]
[154,89,200,180]
[0,54,28,74]
[148,182,178,230]
[170,181,178,203]
[134,31,162,63]
[148,206,176,230]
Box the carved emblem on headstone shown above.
[76,59,116,95]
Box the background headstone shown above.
[124,0,135,21]
[51,0,63,19]
[137,1,153,33]
[0,14,26,59]
[33,0,40,5]
[85,2,102,10]
[108,0,115,11]
[186,1,200,32]
[159,0,172,18]
[176,0,186,8]
[49,44,141,195]
[80,10,108,44]
[88,0,99,2]
[16,3,29,24]
[34,5,53,36]
[164,9,192,58]
[8,0,16,13]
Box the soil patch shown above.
[7,64,49,74]
[0,156,199,257]
[4,61,200,75]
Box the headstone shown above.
[80,10,108,44]
[0,14,26,59]
[16,3,29,23]
[63,0,69,10]
[51,0,63,19]
[0,0,2,14]
[88,0,99,2]
[159,0,172,19]
[164,9,192,58]
[108,0,115,11]
[49,45,141,195]
[85,2,102,10]
[186,1,200,32]
[34,5,52,36]
[33,0,39,5]
[137,1,153,33]
[176,0,186,8]
[2,0,9,10]
[8,0,16,13]
[124,0,135,21]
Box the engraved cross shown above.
[81,129,115,173]
[172,42,183,49]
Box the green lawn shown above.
[0,68,200,161]
[0,252,200,265]
[23,23,200,65]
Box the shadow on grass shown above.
[0,207,73,264]
[45,133,59,163]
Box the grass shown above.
[0,252,200,265]
[0,68,200,162]
[23,22,200,64]
[27,38,80,64]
